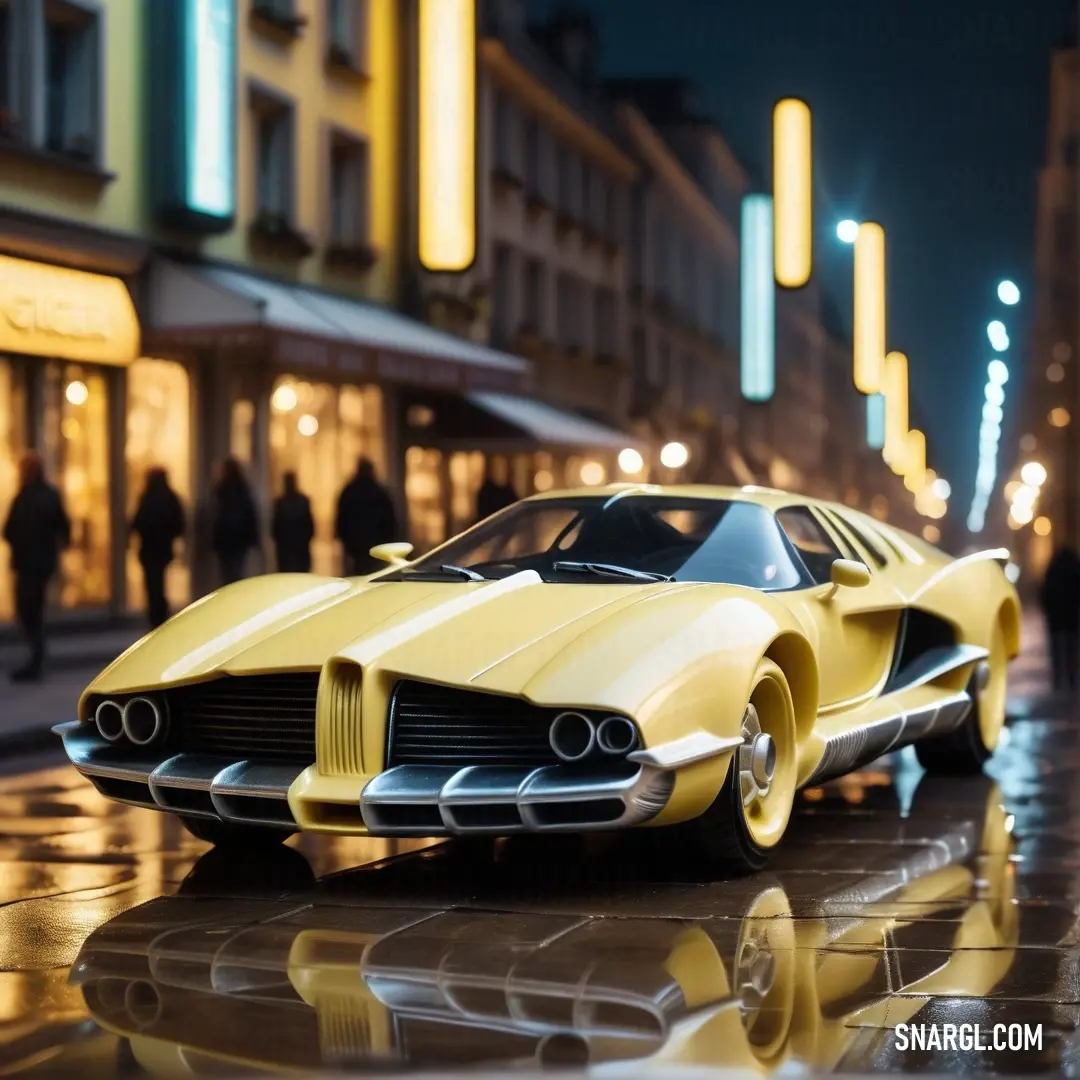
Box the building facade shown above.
[398,0,642,547]
[0,0,535,627]
[1016,45,1078,577]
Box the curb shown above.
[0,725,61,757]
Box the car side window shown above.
[833,510,890,568]
[816,508,865,566]
[776,506,844,584]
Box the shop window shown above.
[251,87,295,222]
[44,0,102,164]
[328,129,370,250]
[230,400,255,464]
[125,359,192,617]
[405,446,444,553]
[42,363,110,609]
[0,358,26,623]
[326,0,367,70]
[269,377,385,576]
[449,450,485,536]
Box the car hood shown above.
[86,571,792,711]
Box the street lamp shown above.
[987,320,1009,353]
[997,280,1020,306]
[660,442,690,469]
[836,219,859,244]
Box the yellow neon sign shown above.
[418,0,476,272]
[0,254,139,365]
[903,429,926,493]
[853,222,885,394]
[883,350,909,471]
[773,98,812,289]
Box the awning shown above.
[467,391,640,450]
[144,259,530,393]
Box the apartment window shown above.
[680,235,697,322]
[44,0,101,163]
[494,90,516,175]
[524,116,543,197]
[631,327,647,386]
[594,288,616,361]
[581,161,593,225]
[252,90,295,220]
[492,245,515,348]
[522,258,545,334]
[328,129,369,249]
[557,273,582,351]
[557,145,579,217]
[327,0,368,70]
[255,0,296,20]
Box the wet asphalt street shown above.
[3,654,1080,1077]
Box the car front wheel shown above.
[675,658,798,875]
[180,816,292,848]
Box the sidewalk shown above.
[0,627,144,754]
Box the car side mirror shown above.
[370,542,414,566]
[830,559,871,590]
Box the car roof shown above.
[523,483,819,513]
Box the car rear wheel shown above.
[677,659,798,874]
[180,816,291,847]
[915,620,1007,775]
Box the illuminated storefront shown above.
[0,254,148,623]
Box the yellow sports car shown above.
[55,484,1020,872]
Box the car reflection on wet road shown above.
[3,711,1080,1076]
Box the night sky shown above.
[535,0,1075,510]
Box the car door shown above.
[774,506,905,708]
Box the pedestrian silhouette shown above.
[272,471,314,573]
[335,458,398,575]
[475,457,518,523]
[130,467,186,629]
[210,458,259,586]
[2,450,70,681]
[1040,545,1080,694]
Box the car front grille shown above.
[388,680,562,768]
[167,673,320,762]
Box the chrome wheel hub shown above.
[735,932,777,1021]
[739,704,776,808]
[975,660,992,692]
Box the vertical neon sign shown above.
[186,0,235,221]
[741,194,775,402]
[866,393,886,450]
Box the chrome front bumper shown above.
[358,762,677,836]
[53,721,305,830]
[54,719,689,837]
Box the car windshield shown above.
[385,495,809,589]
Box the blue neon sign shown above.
[149,0,237,232]
[740,194,775,402]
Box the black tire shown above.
[180,815,291,847]
[671,659,797,876]
[915,663,999,776]
[680,762,772,875]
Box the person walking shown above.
[1040,545,1080,694]
[2,451,70,681]
[475,457,518,523]
[272,471,315,573]
[335,458,398,575]
[210,458,259,586]
[130,467,186,629]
